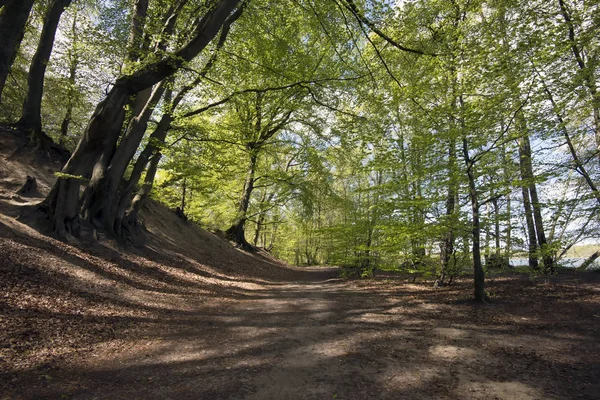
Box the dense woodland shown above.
[0,0,599,302]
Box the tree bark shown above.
[518,139,539,270]
[125,0,149,65]
[460,93,485,303]
[227,150,258,247]
[42,0,242,236]
[463,136,486,303]
[0,0,35,104]
[81,81,166,235]
[60,8,79,143]
[578,250,600,271]
[125,150,161,224]
[17,0,73,138]
[440,137,457,284]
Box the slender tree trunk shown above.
[517,117,553,273]
[517,129,539,270]
[463,137,486,303]
[17,0,73,138]
[115,106,173,233]
[41,0,242,236]
[558,0,600,151]
[0,0,34,104]
[440,138,457,284]
[60,8,79,143]
[227,150,258,246]
[501,142,512,259]
[520,181,539,270]
[578,250,600,271]
[180,177,187,213]
[126,150,161,224]
[125,0,149,65]
[460,94,485,303]
[493,197,500,252]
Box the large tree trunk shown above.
[17,0,73,138]
[41,0,242,236]
[0,0,35,104]
[81,81,166,235]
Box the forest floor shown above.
[1,127,600,399]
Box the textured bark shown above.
[17,0,73,137]
[42,82,129,236]
[42,0,242,235]
[125,0,149,64]
[0,0,35,103]
[82,81,166,234]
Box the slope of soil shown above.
[1,127,600,399]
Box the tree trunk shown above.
[0,0,34,104]
[517,118,553,273]
[492,197,500,252]
[501,142,512,259]
[227,150,258,247]
[125,0,149,65]
[462,137,486,303]
[114,107,173,233]
[440,138,457,284]
[60,8,79,143]
[81,81,166,235]
[42,0,242,235]
[125,150,161,224]
[578,251,600,271]
[517,130,539,270]
[557,0,600,151]
[17,0,73,138]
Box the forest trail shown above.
[4,261,599,400]
[1,129,599,399]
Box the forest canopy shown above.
[0,0,599,302]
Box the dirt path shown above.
[5,266,599,400]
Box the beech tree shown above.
[41,0,243,236]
